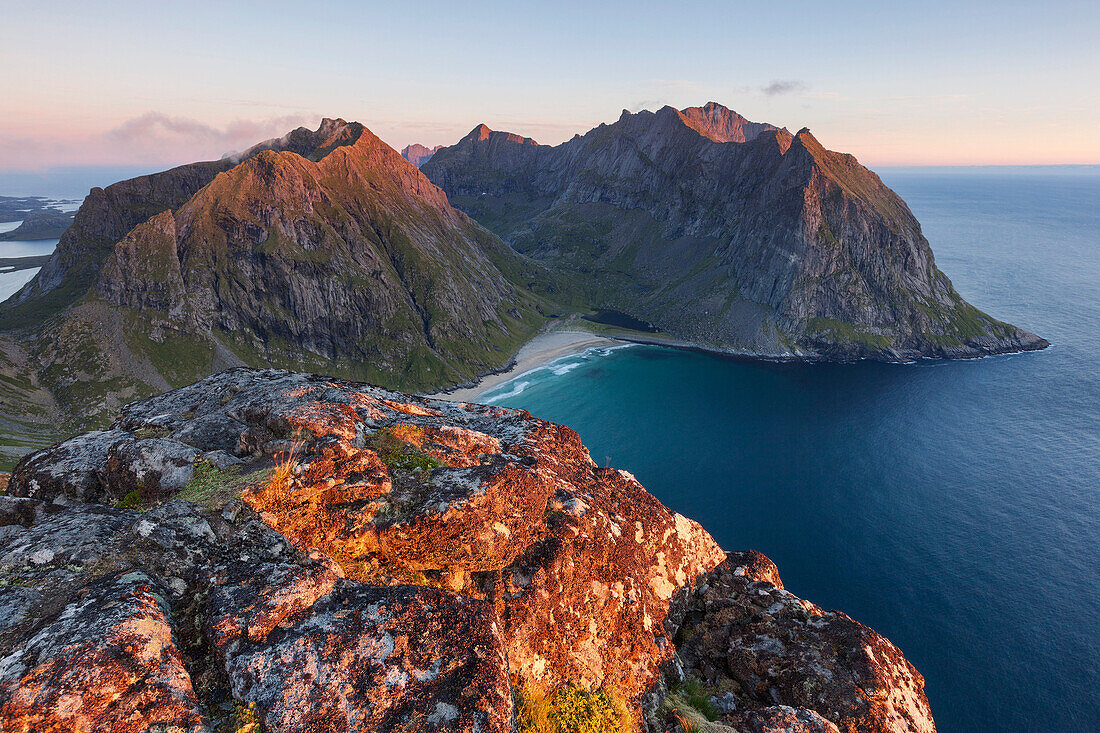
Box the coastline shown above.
[423,318,1053,404]
[423,330,623,402]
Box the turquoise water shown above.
[480,168,1100,732]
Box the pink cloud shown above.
[1,113,315,170]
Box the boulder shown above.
[206,555,513,733]
[741,706,841,733]
[676,555,935,733]
[0,570,207,733]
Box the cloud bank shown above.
[1,113,314,170]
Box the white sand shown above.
[424,330,621,402]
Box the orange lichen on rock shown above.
[0,571,207,733]
[4,369,938,733]
[285,400,361,440]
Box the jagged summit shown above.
[400,143,443,167]
[0,118,553,438]
[676,101,783,143]
[423,102,1047,360]
[460,123,538,146]
[225,117,365,163]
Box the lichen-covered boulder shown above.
[0,570,207,733]
[676,554,935,733]
[741,706,841,733]
[205,555,513,733]
[8,428,131,503]
[6,368,938,733]
[11,368,726,701]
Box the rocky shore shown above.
[0,368,936,732]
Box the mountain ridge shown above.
[423,102,1048,360]
[0,119,559,457]
[400,143,444,167]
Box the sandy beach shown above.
[424,330,622,402]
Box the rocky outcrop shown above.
[672,554,935,733]
[206,556,513,733]
[3,368,936,732]
[402,143,444,167]
[0,570,207,733]
[423,102,1047,360]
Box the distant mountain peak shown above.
[460,124,538,146]
[676,102,781,143]
[401,143,443,168]
[223,117,364,163]
[466,124,494,142]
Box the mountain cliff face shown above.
[401,143,444,167]
[0,119,554,441]
[1,368,937,733]
[423,103,1047,359]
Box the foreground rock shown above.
[4,367,936,732]
[208,557,512,732]
[673,553,935,733]
[0,570,207,733]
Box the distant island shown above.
[0,195,78,240]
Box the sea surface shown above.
[479,167,1100,732]
[0,238,59,302]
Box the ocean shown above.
[478,167,1100,731]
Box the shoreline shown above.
[422,330,624,402]
[422,319,1052,403]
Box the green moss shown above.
[114,488,145,510]
[175,458,273,511]
[805,317,891,349]
[366,428,442,472]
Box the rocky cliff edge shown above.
[1,368,935,733]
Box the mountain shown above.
[0,119,556,453]
[423,102,1048,360]
[400,143,444,167]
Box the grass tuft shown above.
[269,437,303,493]
[175,458,272,511]
[670,679,719,721]
[367,427,442,472]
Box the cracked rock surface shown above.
[3,368,935,732]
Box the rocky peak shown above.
[225,117,365,163]
[459,123,538,147]
[677,101,782,143]
[401,143,444,167]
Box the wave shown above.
[480,342,637,404]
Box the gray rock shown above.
[0,570,208,732]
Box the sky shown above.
[1,0,1098,172]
